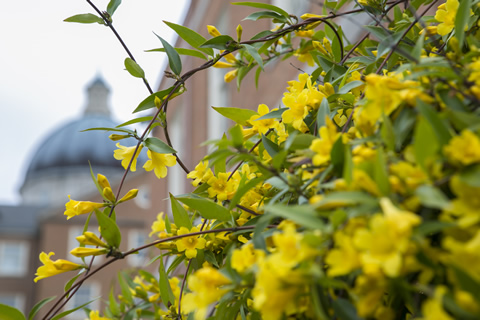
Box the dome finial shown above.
[84,73,111,116]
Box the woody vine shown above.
[3,0,480,319]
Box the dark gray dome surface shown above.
[25,115,128,180]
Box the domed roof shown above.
[22,75,142,185]
[24,114,124,180]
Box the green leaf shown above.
[64,13,104,24]
[212,107,257,125]
[133,86,181,113]
[255,108,287,121]
[146,47,207,60]
[95,209,121,248]
[415,221,454,236]
[330,137,345,177]
[413,116,438,172]
[261,134,279,157]
[158,253,175,305]
[170,194,192,229]
[332,298,362,320]
[242,44,264,69]
[155,33,182,76]
[265,204,325,230]
[459,165,480,187]
[163,21,213,56]
[454,0,472,47]
[200,35,236,50]
[81,127,134,135]
[176,195,232,221]
[108,288,120,316]
[412,33,424,62]
[380,113,395,152]
[232,2,290,20]
[28,296,56,320]
[0,304,25,320]
[416,100,452,146]
[116,116,153,128]
[244,11,287,23]
[229,124,244,147]
[117,273,134,305]
[338,80,363,95]
[314,191,377,207]
[415,185,449,209]
[64,272,83,296]
[106,0,122,16]
[51,299,97,320]
[316,98,330,130]
[124,57,145,78]
[144,137,177,154]
[288,134,315,150]
[451,264,480,298]
[373,147,390,195]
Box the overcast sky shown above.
[0,0,189,204]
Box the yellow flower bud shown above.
[236,24,243,41]
[76,231,108,248]
[301,13,324,20]
[213,61,235,68]
[224,69,238,83]
[312,40,328,55]
[103,187,116,202]
[70,247,108,258]
[154,96,162,109]
[97,174,111,189]
[207,25,221,37]
[108,134,130,141]
[119,189,139,203]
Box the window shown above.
[0,293,25,314]
[0,241,29,277]
[127,230,148,267]
[66,282,100,319]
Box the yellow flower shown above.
[443,175,480,228]
[102,187,116,202]
[87,310,110,320]
[149,212,168,237]
[143,150,176,179]
[443,230,480,281]
[182,266,231,320]
[443,130,480,166]
[325,231,362,277]
[224,69,238,83]
[34,252,82,282]
[187,160,213,187]
[420,286,454,320]
[353,198,421,277]
[76,231,108,248]
[248,104,276,135]
[176,227,206,259]
[64,195,104,220]
[97,174,111,189]
[309,117,340,166]
[231,243,265,273]
[207,25,221,37]
[435,0,459,36]
[70,247,108,258]
[113,143,143,171]
[118,189,138,203]
[207,172,237,201]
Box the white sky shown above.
[0,0,189,204]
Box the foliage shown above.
[3,0,480,319]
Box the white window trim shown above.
[0,240,29,277]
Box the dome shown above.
[23,114,124,181]
[20,75,145,205]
